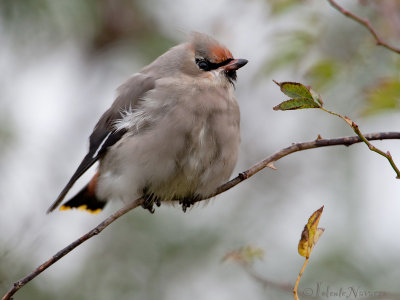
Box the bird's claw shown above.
[179,195,200,212]
[142,194,161,214]
[141,200,155,214]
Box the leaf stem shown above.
[319,107,400,179]
[351,123,400,179]
[319,107,343,119]
[294,257,310,300]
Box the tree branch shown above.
[2,199,144,300]
[206,131,400,200]
[2,131,400,300]
[327,0,400,54]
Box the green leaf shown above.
[309,88,324,106]
[273,81,323,110]
[273,97,321,111]
[305,59,339,90]
[274,81,313,99]
[269,0,300,15]
[363,79,400,116]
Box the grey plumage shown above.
[48,32,247,213]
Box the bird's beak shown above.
[223,59,248,71]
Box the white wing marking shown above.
[92,131,112,158]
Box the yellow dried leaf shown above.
[298,206,324,257]
[313,228,325,246]
[298,226,309,257]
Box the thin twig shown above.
[327,0,400,54]
[240,256,399,300]
[351,124,400,179]
[2,131,400,300]
[2,199,143,300]
[206,131,400,200]
[321,107,400,179]
[294,257,310,300]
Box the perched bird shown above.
[47,32,247,214]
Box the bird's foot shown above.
[142,194,161,214]
[179,194,201,212]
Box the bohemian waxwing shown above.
[47,32,248,214]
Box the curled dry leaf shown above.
[298,206,325,258]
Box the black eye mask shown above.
[195,58,234,71]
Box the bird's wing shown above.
[47,74,156,213]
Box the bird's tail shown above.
[60,173,107,214]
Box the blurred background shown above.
[1,0,400,299]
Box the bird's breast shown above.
[98,81,240,202]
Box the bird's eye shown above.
[196,59,210,71]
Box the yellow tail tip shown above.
[59,205,102,214]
